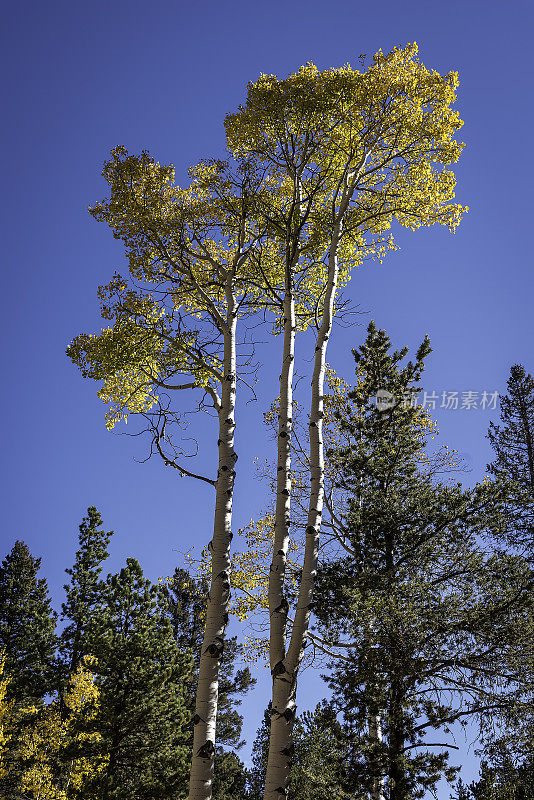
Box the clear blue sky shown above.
[1,0,533,794]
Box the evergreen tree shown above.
[290,704,350,800]
[247,703,349,800]
[247,705,271,800]
[88,558,193,800]
[159,567,255,752]
[455,758,534,800]
[0,541,57,704]
[487,364,534,555]
[212,751,249,800]
[312,324,533,800]
[0,541,57,796]
[159,568,206,659]
[485,364,534,774]
[60,507,112,673]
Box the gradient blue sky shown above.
[1,0,533,794]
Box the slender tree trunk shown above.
[363,469,385,800]
[269,290,295,668]
[263,221,343,800]
[265,290,296,800]
[388,679,406,800]
[369,706,386,800]
[187,288,238,800]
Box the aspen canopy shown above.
[68,43,468,800]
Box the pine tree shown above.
[159,568,206,660]
[159,568,255,767]
[0,541,57,704]
[487,364,534,554]
[290,705,350,800]
[454,758,534,800]
[60,507,112,673]
[88,558,193,800]
[0,541,57,795]
[247,703,349,800]
[215,636,254,750]
[212,751,249,800]
[485,364,534,775]
[248,706,271,800]
[312,324,534,800]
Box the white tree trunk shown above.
[263,222,342,800]
[264,664,297,800]
[187,289,237,800]
[369,709,386,800]
[269,291,296,664]
[265,290,296,800]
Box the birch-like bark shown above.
[264,289,296,800]
[269,290,296,668]
[263,221,343,800]
[187,284,237,800]
[263,144,369,798]
[290,219,342,653]
[369,708,386,800]
[264,161,307,800]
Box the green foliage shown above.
[85,557,193,799]
[159,567,255,751]
[482,364,534,769]
[290,705,351,800]
[312,324,534,800]
[159,568,207,659]
[247,705,271,800]
[60,506,112,672]
[247,703,350,800]
[212,750,249,800]
[0,513,254,799]
[455,758,534,800]
[0,541,56,796]
[487,363,534,554]
[0,540,57,705]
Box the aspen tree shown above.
[0,654,10,783]
[67,152,276,800]
[0,658,106,799]
[226,43,467,800]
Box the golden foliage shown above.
[69,44,467,434]
[0,652,12,781]
[1,657,107,799]
[226,42,467,281]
